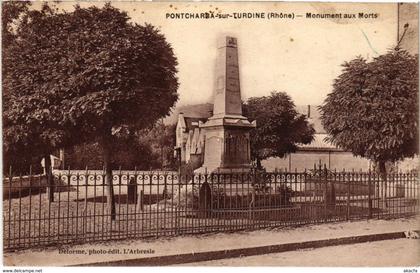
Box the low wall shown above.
[3,175,48,199]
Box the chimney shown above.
[178,112,185,130]
[307,105,311,118]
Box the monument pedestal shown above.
[194,116,255,174]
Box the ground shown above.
[4,216,419,266]
[181,238,419,266]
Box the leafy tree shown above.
[139,121,177,170]
[2,1,31,175]
[3,4,179,218]
[63,121,177,171]
[243,92,315,169]
[3,2,64,187]
[64,139,160,171]
[319,49,418,204]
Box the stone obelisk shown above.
[196,36,256,174]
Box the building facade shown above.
[176,104,418,172]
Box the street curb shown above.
[73,230,414,266]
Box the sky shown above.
[33,2,400,107]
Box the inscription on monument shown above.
[216,76,225,94]
[213,36,242,116]
[224,133,250,166]
[205,136,222,167]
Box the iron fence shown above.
[3,168,419,251]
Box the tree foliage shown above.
[319,49,418,168]
[64,139,160,170]
[3,3,179,162]
[61,121,176,170]
[243,92,315,168]
[138,122,177,170]
[4,3,178,150]
[1,1,31,50]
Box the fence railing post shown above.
[248,187,255,221]
[175,207,179,235]
[323,165,327,221]
[7,167,12,249]
[346,177,350,221]
[136,190,144,212]
[368,170,372,219]
[47,165,55,203]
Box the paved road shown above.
[181,238,419,267]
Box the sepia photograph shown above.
[2,1,419,269]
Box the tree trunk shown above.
[45,154,54,203]
[378,161,388,208]
[102,132,116,221]
[59,148,65,170]
[161,145,164,170]
[256,157,262,171]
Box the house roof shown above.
[164,103,213,125]
[184,117,208,131]
[298,133,342,151]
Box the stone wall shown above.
[263,151,371,172]
[263,151,418,172]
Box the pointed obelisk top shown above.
[212,36,244,119]
[218,36,238,48]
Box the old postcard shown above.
[2,1,419,269]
